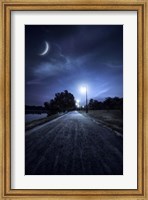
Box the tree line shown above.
[88,97,123,111]
[26,90,123,115]
[25,105,47,114]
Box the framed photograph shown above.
[0,0,148,199]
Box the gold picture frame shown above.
[0,0,148,199]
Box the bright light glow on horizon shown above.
[76,99,80,107]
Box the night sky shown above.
[25,25,123,106]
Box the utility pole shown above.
[86,86,88,113]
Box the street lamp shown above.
[80,86,88,113]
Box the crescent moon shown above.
[39,41,49,56]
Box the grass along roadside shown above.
[25,113,65,131]
[80,110,123,135]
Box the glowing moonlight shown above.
[39,41,49,56]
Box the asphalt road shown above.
[25,111,123,175]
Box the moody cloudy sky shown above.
[25,25,123,106]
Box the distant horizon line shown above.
[25,96,123,107]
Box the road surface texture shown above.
[25,111,123,175]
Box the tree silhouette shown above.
[44,90,75,115]
[88,97,123,111]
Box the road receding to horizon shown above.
[25,111,123,175]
